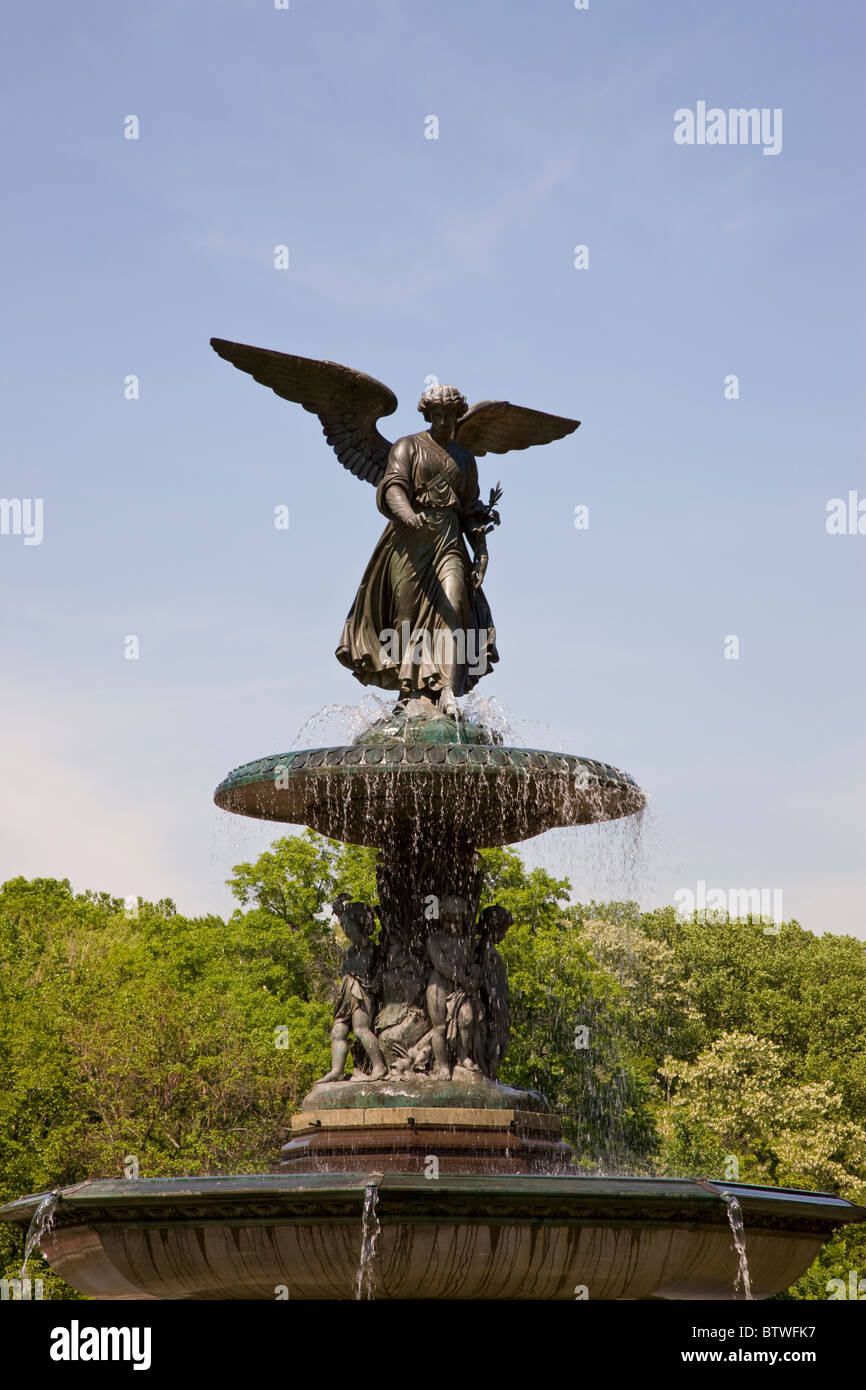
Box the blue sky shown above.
[1,0,864,933]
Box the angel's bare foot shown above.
[318,1069,348,1084]
[368,1065,387,1080]
[458,1057,481,1072]
[433,1064,452,1081]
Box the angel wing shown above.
[454,400,579,457]
[210,338,398,486]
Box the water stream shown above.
[355,1178,382,1300]
[721,1191,753,1299]
[19,1192,59,1283]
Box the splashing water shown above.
[19,1192,58,1282]
[355,1180,382,1300]
[292,696,393,750]
[459,692,513,743]
[722,1192,752,1299]
[294,693,517,750]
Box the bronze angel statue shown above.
[211,339,579,718]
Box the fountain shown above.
[2,341,863,1298]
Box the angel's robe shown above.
[336,430,499,695]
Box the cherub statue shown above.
[404,899,514,1080]
[318,895,387,1083]
[475,904,513,1078]
[373,939,429,1071]
[211,340,579,718]
[414,895,482,1079]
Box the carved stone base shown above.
[281,1073,573,1175]
[280,1112,572,1175]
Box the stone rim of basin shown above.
[3,1175,864,1232]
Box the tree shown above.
[658,1032,866,1198]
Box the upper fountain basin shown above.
[213,715,646,848]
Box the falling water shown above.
[19,1192,58,1282]
[721,1192,753,1299]
[355,1180,382,1300]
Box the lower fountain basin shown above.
[3,1175,862,1301]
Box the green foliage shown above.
[659,1031,866,1195]
[0,864,333,1297]
[775,1224,866,1301]
[591,905,866,1297]
[640,913,866,1115]
[225,830,379,998]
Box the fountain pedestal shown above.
[281,1075,572,1175]
[214,712,642,1184]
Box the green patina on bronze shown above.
[299,1074,550,1113]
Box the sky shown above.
[1,0,864,934]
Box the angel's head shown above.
[417,383,467,441]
